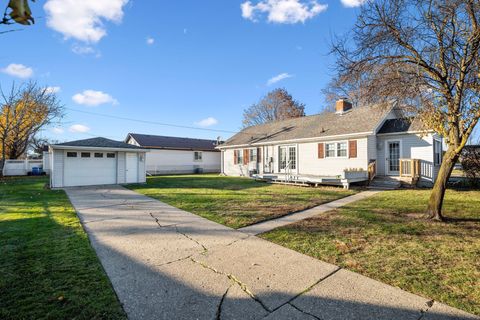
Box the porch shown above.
[252,172,368,189]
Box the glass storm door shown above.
[387,141,400,175]
[279,146,296,172]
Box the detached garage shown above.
[49,137,148,188]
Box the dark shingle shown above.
[219,104,391,147]
[128,133,219,152]
[377,118,425,134]
[55,137,145,149]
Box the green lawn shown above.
[0,177,126,320]
[261,189,480,315]
[128,174,357,229]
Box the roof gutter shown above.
[49,145,150,152]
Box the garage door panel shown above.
[64,154,117,187]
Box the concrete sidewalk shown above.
[238,190,380,235]
[66,185,478,320]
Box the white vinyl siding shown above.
[145,149,220,174]
[117,152,126,184]
[51,149,64,188]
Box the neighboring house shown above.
[48,137,148,188]
[125,133,221,175]
[217,99,443,188]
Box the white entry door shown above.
[386,141,401,175]
[126,153,138,183]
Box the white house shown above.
[125,133,221,175]
[49,137,148,188]
[217,100,443,188]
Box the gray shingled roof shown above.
[219,104,391,147]
[54,137,145,149]
[377,118,425,134]
[128,133,219,151]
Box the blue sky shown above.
[1,0,369,142]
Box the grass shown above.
[261,189,480,315]
[128,174,357,229]
[0,176,126,320]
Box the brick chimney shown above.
[335,98,352,114]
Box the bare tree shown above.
[0,82,63,164]
[330,0,480,221]
[242,88,305,128]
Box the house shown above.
[48,137,148,188]
[125,133,221,175]
[217,99,443,188]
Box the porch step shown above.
[368,177,401,190]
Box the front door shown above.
[386,141,401,175]
[279,146,296,173]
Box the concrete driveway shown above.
[66,185,477,320]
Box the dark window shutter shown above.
[318,143,324,159]
[349,140,357,158]
[243,149,248,165]
[257,148,261,162]
[234,150,237,164]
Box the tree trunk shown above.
[426,147,459,221]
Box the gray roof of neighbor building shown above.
[377,118,425,134]
[54,137,145,149]
[219,104,392,147]
[128,133,220,151]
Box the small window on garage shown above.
[81,152,91,158]
[67,152,77,158]
[194,151,202,161]
[106,153,116,158]
[94,152,104,158]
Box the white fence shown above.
[2,159,44,176]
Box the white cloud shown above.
[241,0,327,24]
[195,117,218,127]
[52,127,64,134]
[44,0,129,43]
[267,73,293,85]
[340,0,367,7]
[146,37,155,45]
[72,90,118,106]
[71,44,97,55]
[69,124,90,133]
[1,63,33,78]
[45,86,61,94]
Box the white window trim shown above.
[194,151,203,162]
[236,149,243,164]
[324,140,348,159]
[249,148,257,162]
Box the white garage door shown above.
[64,151,117,187]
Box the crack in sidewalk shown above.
[265,266,342,316]
[288,302,323,320]
[190,257,271,313]
[216,284,232,320]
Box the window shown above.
[434,140,442,166]
[94,153,103,158]
[279,147,287,169]
[236,149,243,164]
[249,148,257,162]
[325,143,336,158]
[81,152,91,158]
[67,152,77,158]
[194,151,203,161]
[106,153,116,158]
[337,142,347,157]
